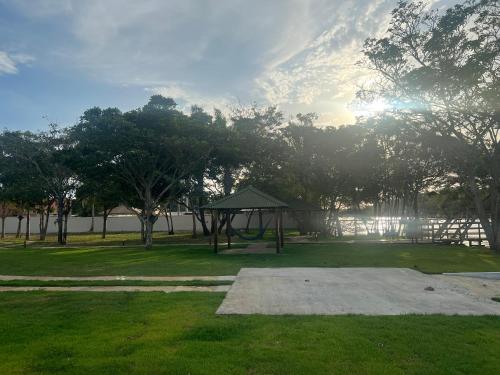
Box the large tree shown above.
[0,127,76,244]
[360,0,500,250]
[71,96,208,248]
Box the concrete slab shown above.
[437,275,500,300]
[217,268,500,315]
[442,272,500,280]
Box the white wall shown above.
[1,212,296,235]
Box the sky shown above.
[0,0,456,130]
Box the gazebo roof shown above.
[204,186,288,210]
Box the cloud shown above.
[145,83,236,115]
[255,0,398,125]
[2,0,459,126]
[0,52,17,74]
[4,1,332,91]
[255,0,461,126]
[0,51,34,75]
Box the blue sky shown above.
[0,0,455,130]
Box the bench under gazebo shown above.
[204,186,288,254]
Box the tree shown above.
[0,128,73,243]
[0,189,15,240]
[360,0,500,250]
[71,97,208,248]
[187,105,214,237]
[367,117,446,220]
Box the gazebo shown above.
[204,186,288,254]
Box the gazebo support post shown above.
[226,210,231,249]
[213,210,218,254]
[275,208,280,254]
[279,209,284,248]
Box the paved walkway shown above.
[0,275,236,281]
[220,243,276,254]
[217,268,500,315]
[0,285,230,293]
[0,274,235,293]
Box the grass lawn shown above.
[0,231,216,247]
[1,240,499,374]
[0,242,499,276]
[0,230,299,247]
[0,292,499,375]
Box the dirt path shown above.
[220,243,276,254]
[0,275,236,281]
[0,285,230,293]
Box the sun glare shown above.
[352,99,390,117]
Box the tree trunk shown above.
[0,202,6,239]
[488,176,500,251]
[413,191,419,219]
[39,211,44,237]
[140,220,145,243]
[467,176,500,251]
[89,202,95,232]
[143,194,156,249]
[335,214,343,238]
[491,223,500,251]
[191,209,197,238]
[223,168,234,196]
[371,201,378,235]
[40,202,51,241]
[56,196,64,245]
[25,210,30,241]
[16,216,23,238]
[218,215,227,234]
[145,219,153,249]
[226,211,231,249]
[102,211,109,239]
[144,211,154,249]
[168,208,174,235]
[1,216,5,239]
[164,207,171,235]
[198,206,210,236]
[398,198,407,236]
[63,210,69,244]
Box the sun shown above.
[366,99,389,113]
[352,99,390,117]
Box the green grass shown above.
[0,230,301,247]
[0,231,214,247]
[0,292,499,374]
[0,241,499,374]
[0,280,233,287]
[0,242,499,276]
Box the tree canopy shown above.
[0,0,498,250]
